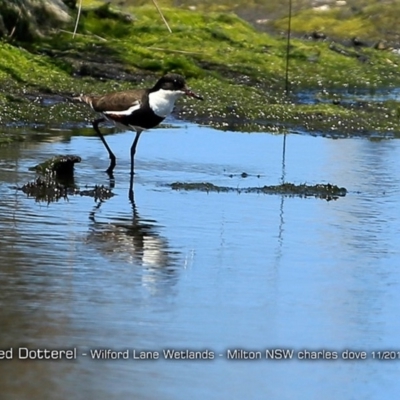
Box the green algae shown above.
[1,2,400,137]
[273,1,400,44]
[170,182,347,201]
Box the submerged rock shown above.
[17,154,113,203]
[29,154,81,176]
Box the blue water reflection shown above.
[0,121,400,399]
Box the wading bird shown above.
[74,73,203,195]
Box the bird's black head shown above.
[152,73,204,100]
[155,73,186,91]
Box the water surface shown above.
[1,121,400,399]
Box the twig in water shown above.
[147,47,202,55]
[59,29,107,41]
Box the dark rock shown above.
[307,31,327,40]
[30,154,81,177]
[352,37,367,47]
[62,0,77,9]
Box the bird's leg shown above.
[130,130,143,177]
[128,129,143,201]
[93,118,116,176]
[129,186,135,204]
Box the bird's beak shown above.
[184,87,204,101]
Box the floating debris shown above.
[79,185,114,201]
[170,182,347,200]
[226,171,261,178]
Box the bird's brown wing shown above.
[90,89,148,113]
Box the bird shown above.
[73,73,204,192]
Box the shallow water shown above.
[297,87,400,104]
[1,121,400,399]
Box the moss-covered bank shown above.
[1,1,400,142]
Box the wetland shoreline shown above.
[1,1,400,140]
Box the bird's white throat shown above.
[149,89,184,118]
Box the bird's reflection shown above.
[87,189,180,290]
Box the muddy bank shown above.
[1,2,400,139]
